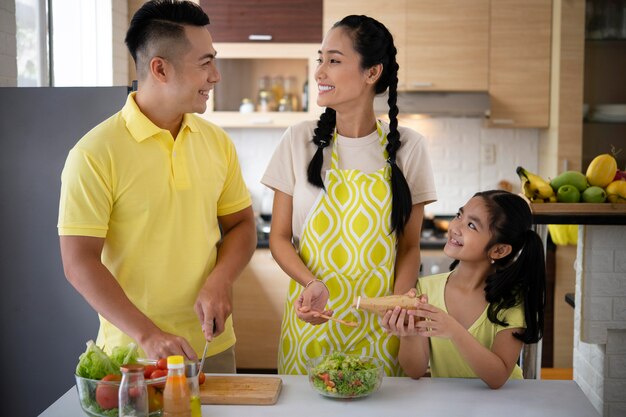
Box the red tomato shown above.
[156,358,168,370]
[95,374,121,410]
[143,364,157,379]
[198,372,206,385]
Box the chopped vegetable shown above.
[310,353,380,397]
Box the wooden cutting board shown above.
[199,375,282,405]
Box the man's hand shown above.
[140,331,198,361]
[194,278,233,340]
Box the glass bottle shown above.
[302,77,309,112]
[257,91,272,112]
[256,76,271,110]
[270,75,285,106]
[185,362,202,417]
[284,76,300,111]
[163,355,191,417]
[119,363,148,417]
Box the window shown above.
[15,0,114,86]
[16,0,49,86]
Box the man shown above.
[58,0,256,373]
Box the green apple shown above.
[581,186,607,203]
[557,185,581,203]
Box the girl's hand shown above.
[379,288,427,337]
[294,280,332,325]
[412,303,463,339]
[381,306,421,337]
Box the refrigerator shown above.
[0,86,129,416]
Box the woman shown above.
[261,15,437,375]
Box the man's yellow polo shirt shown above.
[58,93,251,358]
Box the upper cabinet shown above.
[405,0,489,91]
[323,0,488,92]
[200,0,323,43]
[488,0,553,128]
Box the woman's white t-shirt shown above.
[261,120,437,245]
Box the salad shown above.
[309,352,382,398]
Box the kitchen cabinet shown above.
[232,249,290,370]
[199,43,323,128]
[323,0,488,92]
[582,39,626,170]
[488,0,552,128]
[404,0,489,92]
[199,0,322,43]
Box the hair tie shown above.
[318,139,328,148]
[387,156,396,166]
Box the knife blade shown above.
[198,318,215,375]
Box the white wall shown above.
[0,0,17,86]
[227,118,539,216]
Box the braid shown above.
[306,107,336,188]
[384,42,412,235]
[328,15,413,234]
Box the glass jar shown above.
[185,362,202,417]
[257,91,272,112]
[278,97,292,112]
[239,98,254,113]
[119,364,148,417]
[271,76,285,104]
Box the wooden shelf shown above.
[531,203,626,225]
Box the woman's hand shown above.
[412,302,463,339]
[294,280,332,325]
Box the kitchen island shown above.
[40,374,599,417]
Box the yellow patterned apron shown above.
[277,122,402,376]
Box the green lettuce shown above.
[75,340,138,379]
[110,342,138,368]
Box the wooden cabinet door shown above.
[232,249,290,370]
[200,0,323,43]
[323,0,407,88]
[405,0,489,91]
[489,0,552,128]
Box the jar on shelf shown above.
[257,91,272,112]
[284,76,300,111]
[239,98,254,113]
[278,97,292,112]
[271,76,285,104]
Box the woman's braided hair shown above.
[306,15,412,235]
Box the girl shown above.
[381,190,545,388]
[261,15,437,375]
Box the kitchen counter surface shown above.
[40,374,599,417]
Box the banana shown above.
[516,166,555,201]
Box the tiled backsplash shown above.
[227,117,539,215]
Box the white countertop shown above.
[39,375,599,417]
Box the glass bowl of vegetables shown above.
[74,341,167,416]
[307,352,383,399]
[75,373,166,417]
